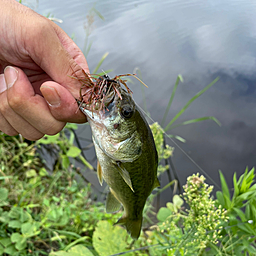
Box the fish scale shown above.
[79,78,159,239]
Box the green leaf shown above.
[38,134,60,144]
[219,170,231,208]
[11,233,27,251]
[11,233,23,243]
[0,176,13,180]
[233,172,239,197]
[0,188,8,201]
[20,210,31,223]
[161,75,183,126]
[69,131,75,145]
[236,191,256,202]
[49,245,93,256]
[164,77,219,131]
[4,244,17,255]
[78,155,93,170]
[92,52,109,74]
[92,7,105,20]
[216,191,225,207]
[157,207,172,221]
[238,223,256,235]
[61,155,70,169]
[250,204,256,222]
[49,252,70,256]
[0,238,12,248]
[21,222,39,237]
[64,237,90,251]
[25,169,37,178]
[97,69,113,76]
[8,207,22,219]
[68,245,94,256]
[39,167,48,177]
[93,220,130,256]
[233,208,246,222]
[169,135,186,143]
[8,220,22,229]
[166,202,175,212]
[166,116,221,130]
[21,223,33,236]
[67,146,81,158]
[245,204,251,220]
[0,244,4,255]
[173,194,184,208]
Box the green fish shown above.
[79,78,159,239]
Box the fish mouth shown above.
[77,90,116,112]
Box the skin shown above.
[0,0,89,140]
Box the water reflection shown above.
[34,0,256,202]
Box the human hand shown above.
[0,0,89,140]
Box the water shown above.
[32,0,256,201]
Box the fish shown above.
[78,74,159,239]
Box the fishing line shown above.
[136,104,221,189]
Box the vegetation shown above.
[0,121,256,255]
[1,2,254,255]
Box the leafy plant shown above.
[214,168,256,255]
[0,130,120,256]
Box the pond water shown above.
[32,0,256,203]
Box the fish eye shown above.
[121,106,133,119]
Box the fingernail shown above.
[0,74,7,94]
[4,66,18,88]
[41,86,61,107]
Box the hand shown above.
[0,0,89,140]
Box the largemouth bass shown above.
[78,74,159,239]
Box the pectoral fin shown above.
[106,189,122,213]
[116,161,135,192]
[97,161,103,186]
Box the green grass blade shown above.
[92,7,105,20]
[164,77,219,132]
[97,69,113,76]
[161,75,183,127]
[92,52,109,74]
[84,41,92,58]
[219,170,231,209]
[78,155,93,170]
[167,134,186,143]
[166,116,221,130]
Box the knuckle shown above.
[0,101,9,115]
[1,129,19,137]
[44,122,66,136]
[0,120,18,137]
[22,133,44,141]
[8,93,24,110]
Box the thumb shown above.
[4,66,66,136]
[40,81,87,123]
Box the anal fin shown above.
[106,189,122,213]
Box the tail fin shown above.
[115,216,142,239]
